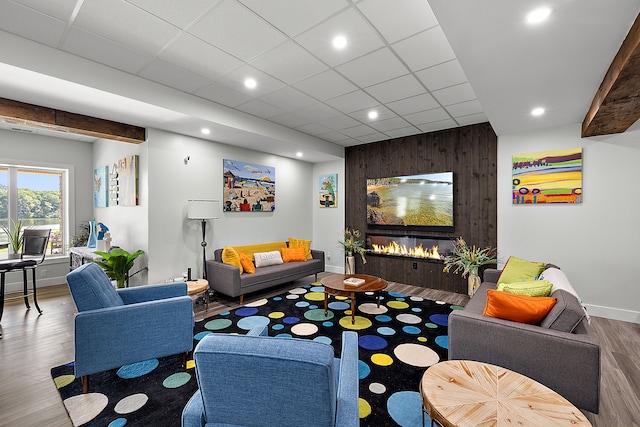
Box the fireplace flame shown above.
[371,241,441,260]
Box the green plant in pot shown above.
[93,248,144,288]
[443,237,497,297]
[2,219,24,258]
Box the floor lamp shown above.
[187,200,218,280]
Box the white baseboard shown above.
[584,303,640,324]
[325,265,344,274]
[2,276,66,294]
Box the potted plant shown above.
[2,219,24,258]
[338,228,367,274]
[93,248,144,288]
[443,237,497,297]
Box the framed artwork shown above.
[223,159,275,212]
[318,174,338,208]
[93,166,109,208]
[118,155,139,206]
[512,147,582,204]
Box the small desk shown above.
[420,360,592,427]
[320,274,388,324]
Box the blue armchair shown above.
[65,263,194,393]
[182,327,359,427]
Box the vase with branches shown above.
[338,228,367,274]
[443,237,497,296]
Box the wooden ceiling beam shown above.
[0,97,146,144]
[582,12,640,137]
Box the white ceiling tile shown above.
[445,99,484,118]
[404,108,451,126]
[250,41,329,84]
[417,119,458,133]
[11,0,78,21]
[126,0,216,28]
[296,122,333,136]
[336,48,409,88]
[189,0,287,61]
[217,64,287,98]
[391,26,455,71]
[295,103,342,121]
[260,87,318,110]
[295,7,385,67]
[268,112,313,129]
[74,0,180,56]
[341,124,378,138]
[194,82,252,107]
[349,105,396,122]
[294,70,358,101]
[138,60,212,93]
[369,116,411,132]
[415,59,468,91]
[236,99,284,119]
[356,0,438,44]
[62,27,153,74]
[239,0,349,37]
[319,115,361,131]
[159,34,243,81]
[455,113,488,126]
[365,74,426,104]
[432,83,477,106]
[386,93,440,116]
[383,126,421,139]
[356,132,387,143]
[325,90,378,113]
[316,131,351,144]
[0,1,66,47]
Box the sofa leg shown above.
[81,375,89,394]
[239,294,244,305]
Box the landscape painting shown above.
[223,159,275,212]
[318,174,337,208]
[512,147,583,204]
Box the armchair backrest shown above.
[66,263,124,312]
[194,333,337,427]
[21,228,50,263]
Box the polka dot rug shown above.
[51,283,458,426]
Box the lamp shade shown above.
[187,200,219,219]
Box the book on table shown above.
[343,277,365,286]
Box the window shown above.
[0,164,68,258]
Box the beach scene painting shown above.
[223,159,275,212]
[512,147,583,204]
[318,174,337,208]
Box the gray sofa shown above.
[207,247,324,304]
[448,267,600,413]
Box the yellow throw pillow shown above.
[239,252,255,274]
[497,280,553,297]
[483,290,557,324]
[289,237,312,260]
[281,246,307,262]
[222,246,243,274]
[498,256,546,284]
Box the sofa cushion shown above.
[254,251,284,267]
[281,246,306,262]
[234,242,287,260]
[483,289,557,324]
[497,280,553,297]
[239,253,255,274]
[222,246,243,274]
[540,289,585,333]
[498,256,546,284]
[288,237,312,260]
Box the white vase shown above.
[468,274,481,297]
[345,255,356,274]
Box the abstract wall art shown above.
[93,166,109,208]
[512,147,582,204]
[223,159,275,212]
[318,174,337,208]
[118,155,139,206]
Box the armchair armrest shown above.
[336,331,359,427]
[117,282,187,304]
[182,390,206,427]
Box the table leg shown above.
[324,292,328,316]
[376,291,381,308]
[350,291,355,324]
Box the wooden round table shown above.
[420,360,592,427]
[187,279,209,308]
[320,274,388,324]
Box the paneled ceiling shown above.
[0,0,638,162]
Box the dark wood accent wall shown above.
[345,122,498,294]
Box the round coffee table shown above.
[420,360,592,427]
[320,274,388,324]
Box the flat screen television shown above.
[366,172,454,228]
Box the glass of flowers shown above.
[443,237,497,296]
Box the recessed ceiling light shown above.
[296,152,303,158]
[526,7,552,24]
[244,78,257,89]
[201,128,210,135]
[332,35,347,49]
[368,110,379,120]
[531,107,545,116]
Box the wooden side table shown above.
[187,279,209,309]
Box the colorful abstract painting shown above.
[93,166,109,208]
[318,174,338,208]
[512,147,582,204]
[223,159,275,212]
[118,155,139,206]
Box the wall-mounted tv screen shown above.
[367,172,454,228]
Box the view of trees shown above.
[0,184,61,226]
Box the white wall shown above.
[312,160,346,273]
[498,124,640,323]
[0,128,93,291]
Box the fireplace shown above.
[366,234,455,261]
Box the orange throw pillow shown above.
[483,289,557,324]
[239,252,256,274]
[281,246,307,262]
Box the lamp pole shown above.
[200,218,208,279]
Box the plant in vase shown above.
[2,219,24,258]
[338,228,367,274]
[93,248,144,288]
[443,237,497,297]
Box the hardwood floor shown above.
[0,274,638,426]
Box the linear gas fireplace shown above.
[366,234,455,261]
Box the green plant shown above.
[2,219,24,254]
[443,237,497,278]
[93,248,144,288]
[338,228,367,264]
